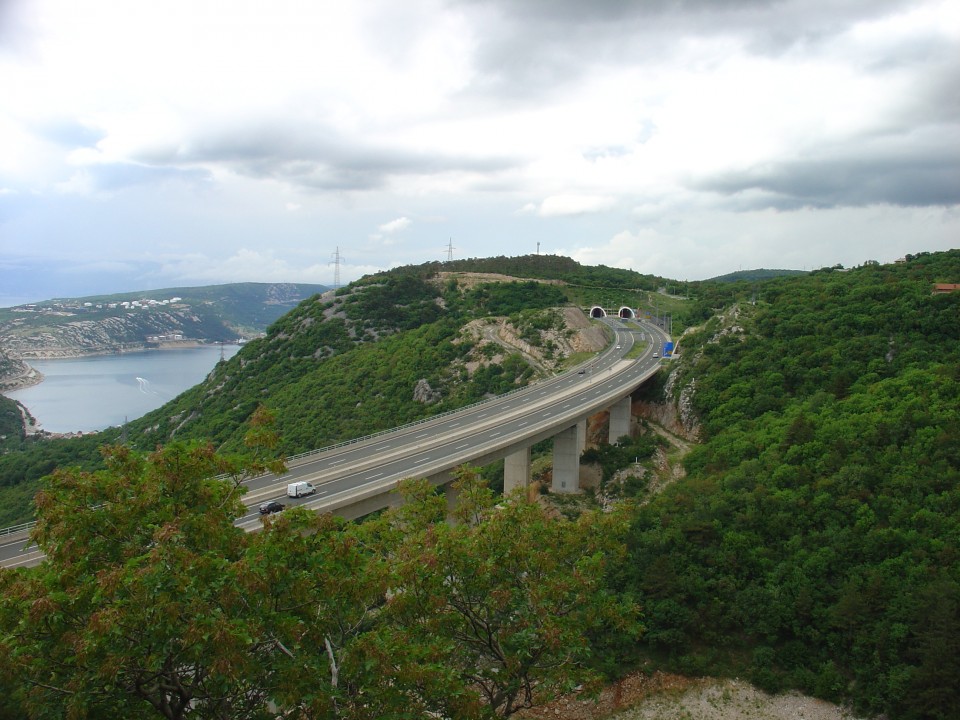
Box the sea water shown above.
[6,345,240,433]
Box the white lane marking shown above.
[456,443,470,449]
[3,550,46,569]
[368,472,384,479]
[489,431,501,437]
[518,421,529,427]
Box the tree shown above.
[1,448,640,718]
[386,469,642,717]
[0,410,288,720]
[0,441,280,719]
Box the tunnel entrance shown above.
[618,307,636,319]
[589,306,606,318]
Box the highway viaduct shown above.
[0,317,671,568]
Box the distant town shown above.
[10,296,186,314]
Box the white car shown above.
[287,481,317,498]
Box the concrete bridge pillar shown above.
[609,395,632,444]
[503,446,531,495]
[578,418,587,453]
[552,424,580,494]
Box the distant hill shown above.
[706,268,807,283]
[0,282,328,362]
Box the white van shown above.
[287,481,317,498]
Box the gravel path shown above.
[517,672,871,720]
[615,677,869,720]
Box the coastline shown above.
[0,341,234,396]
[0,364,45,393]
[13,339,212,361]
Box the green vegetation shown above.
[582,426,665,493]
[707,268,808,283]
[622,250,960,719]
[0,395,24,448]
[0,441,638,719]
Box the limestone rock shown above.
[413,378,441,404]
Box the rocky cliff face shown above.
[0,348,41,392]
[2,310,207,359]
[634,366,701,441]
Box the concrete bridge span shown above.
[268,317,670,522]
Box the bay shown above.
[6,345,240,433]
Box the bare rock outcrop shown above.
[413,379,442,404]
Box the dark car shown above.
[259,500,285,515]
[577,369,586,375]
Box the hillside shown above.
[625,250,960,719]
[0,282,327,372]
[123,267,611,454]
[706,268,807,283]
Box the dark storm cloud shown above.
[147,124,523,192]
[693,132,960,209]
[455,0,919,103]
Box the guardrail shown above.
[0,520,35,538]
[283,323,627,464]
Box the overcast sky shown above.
[1,0,958,305]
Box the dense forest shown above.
[0,250,958,719]
[624,250,960,719]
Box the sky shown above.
[1,0,958,305]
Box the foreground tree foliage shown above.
[387,473,641,717]
[0,446,639,718]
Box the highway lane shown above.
[231,318,640,500]
[234,318,670,523]
[1,319,670,566]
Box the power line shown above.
[330,246,343,289]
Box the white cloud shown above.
[378,216,412,233]
[537,195,617,217]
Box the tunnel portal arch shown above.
[589,306,606,318]
[618,307,636,319]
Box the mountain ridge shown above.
[0,282,327,377]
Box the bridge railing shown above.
[0,520,35,538]
[283,324,628,464]
[285,359,589,463]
